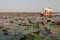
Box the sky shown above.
[0,0,60,12]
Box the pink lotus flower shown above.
[13,28,17,31]
[54,20,60,23]
[0,22,4,24]
[50,29,55,34]
[0,22,9,26]
[5,23,8,25]
[0,16,4,18]
[58,20,60,23]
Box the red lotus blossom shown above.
[50,29,55,34]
